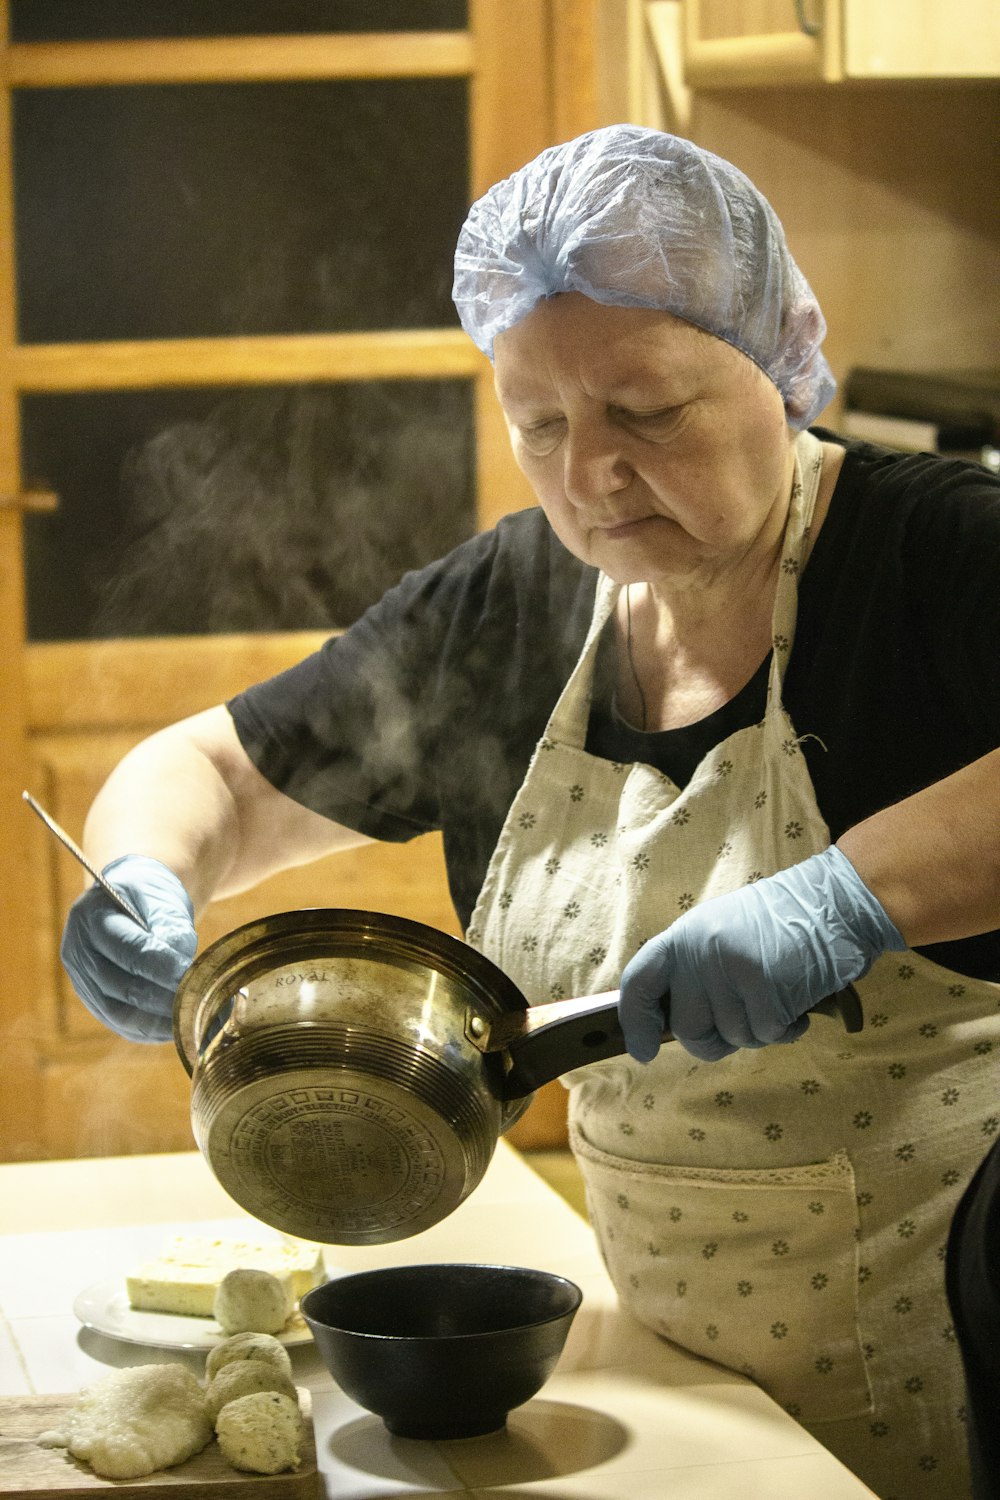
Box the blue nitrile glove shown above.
[60,855,198,1044]
[619,845,906,1064]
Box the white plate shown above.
[73,1279,314,1351]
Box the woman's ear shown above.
[782,302,829,428]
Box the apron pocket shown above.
[571,1124,873,1423]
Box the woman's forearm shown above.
[83,713,247,910]
[837,746,1000,948]
[82,706,367,912]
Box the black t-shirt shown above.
[229,431,1000,979]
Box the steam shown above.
[95,381,474,637]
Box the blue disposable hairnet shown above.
[453,125,835,429]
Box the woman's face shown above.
[493,293,796,590]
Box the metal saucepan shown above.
[173,908,863,1246]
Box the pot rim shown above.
[173,907,528,1075]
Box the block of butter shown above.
[125,1233,325,1318]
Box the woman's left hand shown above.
[619,845,906,1063]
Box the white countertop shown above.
[0,1142,877,1498]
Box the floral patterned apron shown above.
[466,431,1000,1500]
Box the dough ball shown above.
[36,1429,68,1449]
[215,1390,304,1474]
[66,1364,211,1480]
[205,1357,297,1424]
[213,1267,293,1335]
[205,1330,293,1383]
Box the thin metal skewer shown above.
[22,790,151,932]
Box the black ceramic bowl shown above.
[301,1262,582,1440]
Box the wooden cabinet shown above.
[682,0,837,85]
[841,0,1000,78]
[682,0,1000,85]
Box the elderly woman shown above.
[61,127,1000,1498]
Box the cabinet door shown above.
[0,1,554,1162]
[682,0,1000,83]
[682,0,841,86]
[843,0,1000,78]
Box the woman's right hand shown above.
[60,855,198,1043]
[619,846,904,1063]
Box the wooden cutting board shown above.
[0,1393,322,1497]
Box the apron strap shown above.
[545,572,619,747]
[764,428,824,714]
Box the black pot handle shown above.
[495,983,864,1100]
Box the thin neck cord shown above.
[624,585,648,732]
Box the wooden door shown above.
[0,0,565,1163]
